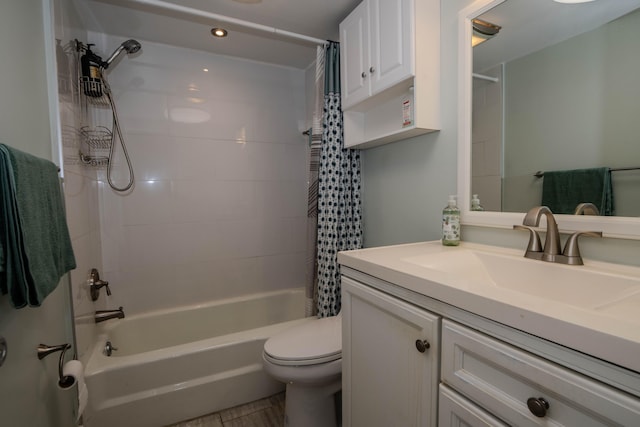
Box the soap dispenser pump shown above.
[442,195,460,246]
[471,194,484,211]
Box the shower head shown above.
[102,39,141,69]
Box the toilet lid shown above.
[264,315,342,366]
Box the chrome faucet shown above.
[574,202,599,215]
[514,206,602,265]
[522,206,562,262]
[95,306,125,323]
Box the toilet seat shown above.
[264,315,341,366]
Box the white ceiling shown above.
[473,0,640,72]
[77,0,361,69]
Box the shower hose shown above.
[101,71,135,192]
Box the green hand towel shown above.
[541,167,614,216]
[0,144,76,308]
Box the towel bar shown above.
[535,167,640,178]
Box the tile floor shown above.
[167,393,285,427]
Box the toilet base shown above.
[284,380,341,427]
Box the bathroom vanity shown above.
[339,242,640,426]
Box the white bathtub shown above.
[83,288,312,427]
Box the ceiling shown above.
[473,0,640,72]
[77,0,361,69]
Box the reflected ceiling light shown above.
[211,28,228,38]
[472,18,501,47]
[553,0,596,3]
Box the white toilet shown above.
[262,313,342,427]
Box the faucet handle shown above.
[89,268,111,301]
[513,225,543,258]
[562,231,603,265]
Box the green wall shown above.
[503,9,640,215]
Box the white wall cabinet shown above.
[339,0,440,149]
[341,0,412,109]
[340,269,640,427]
[342,276,440,427]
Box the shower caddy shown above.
[71,39,136,192]
[75,40,113,167]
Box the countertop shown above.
[338,241,640,374]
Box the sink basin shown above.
[404,249,640,309]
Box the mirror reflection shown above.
[471,0,640,217]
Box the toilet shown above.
[262,313,342,427]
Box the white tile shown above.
[111,90,169,135]
[256,180,307,220]
[209,180,257,220]
[259,252,307,291]
[119,224,176,270]
[120,179,173,225]
[169,222,223,265]
[122,132,174,181]
[90,39,310,317]
[170,179,215,223]
[170,136,218,181]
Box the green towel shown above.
[0,144,76,308]
[541,167,614,216]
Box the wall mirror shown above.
[457,0,640,239]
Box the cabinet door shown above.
[439,385,508,427]
[369,0,413,95]
[340,0,370,109]
[342,277,439,427]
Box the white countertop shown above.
[338,241,640,374]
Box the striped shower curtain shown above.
[304,46,325,317]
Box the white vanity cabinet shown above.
[441,320,640,427]
[339,0,440,149]
[342,276,440,427]
[339,267,640,427]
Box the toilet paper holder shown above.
[37,343,75,388]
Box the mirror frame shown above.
[457,0,640,240]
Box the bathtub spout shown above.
[95,306,125,323]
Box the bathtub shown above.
[83,288,312,427]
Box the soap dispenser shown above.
[442,195,460,246]
[471,194,484,211]
[81,44,103,97]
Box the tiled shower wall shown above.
[54,0,103,364]
[91,35,309,315]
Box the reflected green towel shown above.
[541,167,614,216]
[0,144,76,308]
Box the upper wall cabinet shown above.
[340,0,440,149]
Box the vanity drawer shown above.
[439,384,508,427]
[441,320,640,427]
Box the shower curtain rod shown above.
[124,0,328,46]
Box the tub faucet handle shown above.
[89,268,111,301]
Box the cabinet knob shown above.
[369,66,375,74]
[526,397,550,417]
[415,339,430,353]
[361,71,367,78]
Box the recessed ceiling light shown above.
[211,28,228,38]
